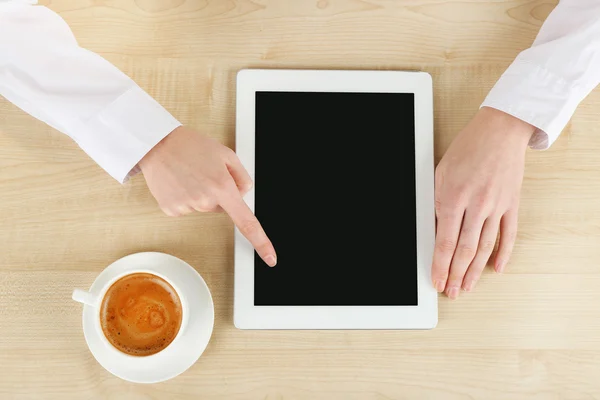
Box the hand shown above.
[139,126,277,267]
[432,107,534,299]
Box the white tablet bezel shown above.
[234,69,437,329]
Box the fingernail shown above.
[495,259,505,273]
[463,281,475,292]
[265,255,277,267]
[433,280,445,293]
[447,287,459,300]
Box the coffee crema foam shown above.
[100,273,182,356]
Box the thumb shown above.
[226,152,253,195]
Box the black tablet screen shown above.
[254,91,417,306]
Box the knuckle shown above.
[431,269,449,284]
[434,164,445,183]
[431,269,449,282]
[471,194,488,212]
[436,189,468,216]
[256,242,273,257]
[434,197,443,213]
[459,224,474,237]
[447,278,463,287]
[239,219,261,237]
[431,256,449,276]
[456,243,477,259]
[504,230,518,244]
[446,272,464,287]
[476,205,495,221]
[176,206,192,216]
[162,208,180,217]
[437,203,462,220]
[210,177,232,196]
[480,183,495,199]
[480,240,496,253]
[445,188,468,209]
[436,238,457,253]
[194,196,216,212]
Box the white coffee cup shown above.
[72,252,214,383]
[73,268,190,360]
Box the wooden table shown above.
[2,0,599,398]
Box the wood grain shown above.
[2,0,600,398]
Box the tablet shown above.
[234,69,437,329]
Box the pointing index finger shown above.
[219,184,277,267]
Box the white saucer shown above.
[80,252,214,383]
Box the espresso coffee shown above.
[100,273,182,356]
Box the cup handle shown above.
[72,289,98,307]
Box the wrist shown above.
[480,107,536,144]
[139,126,181,172]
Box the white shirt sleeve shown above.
[0,1,181,183]
[482,0,600,149]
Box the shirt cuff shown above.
[481,58,581,149]
[71,86,181,183]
